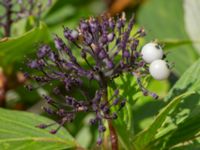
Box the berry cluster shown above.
[26,13,167,145]
[141,42,170,80]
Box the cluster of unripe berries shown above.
[141,42,170,80]
[26,12,171,146]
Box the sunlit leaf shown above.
[108,74,147,149]
[0,108,77,150]
[133,92,194,150]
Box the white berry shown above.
[149,59,170,80]
[141,42,163,63]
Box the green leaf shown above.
[184,0,200,54]
[108,74,147,149]
[165,58,200,101]
[155,59,200,149]
[133,92,194,150]
[112,120,135,150]
[161,39,199,49]
[0,108,77,150]
[170,142,200,150]
[0,22,50,66]
[164,113,200,148]
[138,0,198,75]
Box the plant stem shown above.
[99,71,118,150]
[4,0,12,37]
[108,120,119,150]
[0,70,7,107]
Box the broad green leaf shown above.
[154,59,200,149]
[133,92,194,150]
[138,0,198,75]
[0,108,77,150]
[170,142,200,150]
[165,58,200,101]
[150,99,200,149]
[164,113,200,148]
[0,22,50,66]
[184,0,200,54]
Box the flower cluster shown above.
[0,0,51,37]
[26,13,158,145]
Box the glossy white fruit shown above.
[149,59,170,80]
[141,42,163,63]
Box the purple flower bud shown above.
[98,125,106,132]
[97,137,103,145]
[89,18,98,32]
[37,45,50,58]
[106,59,114,69]
[84,33,93,45]
[64,28,79,41]
[117,18,125,29]
[113,98,120,105]
[57,109,65,116]
[27,60,39,69]
[43,95,53,104]
[65,96,74,105]
[36,124,47,129]
[23,72,30,78]
[102,106,110,114]
[48,52,56,62]
[120,61,125,68]
[120,99,126,108]
[100,34,108,44]
[80,21,88,30]
[123,50,130,58]
[114,89,119,96]
[142,90,148,96]
[25,84,33,91]
[109,18,115,29]
[137,28,146,37]
[98,50,107,59]
[54,36,65,50]
[42,107,54,115]
[131,39,139,51]
[89,118,97,125]
[112,113,118,119]
[87,71,94,80]
[134,51,140,59]
[107,33,115,42]
[50,129,57,134]
[151,93,159,99]
[139,61,145,67]
[70,30,79,39]
[92,103,98,111]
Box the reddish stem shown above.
[108,120,118,150]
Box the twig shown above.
[99,71,119,150]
